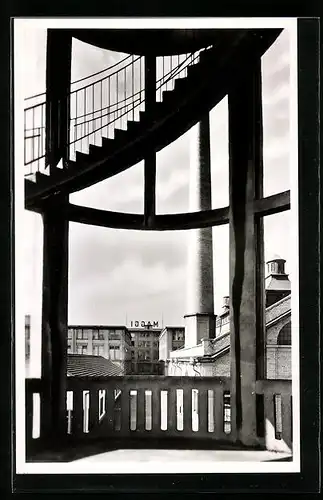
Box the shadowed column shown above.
[228,58,264,448]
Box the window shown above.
[92,330,99,340]
[67,343,72,353]
[109,332,120,340]
[76,329,88,340]
[277,322,291,346]
[76,345,82,354]
[270,262,277,273]
[172,331,183,341]
[68,330,72,339]
[110,345,120,360]
[82,345,87,355]
[93,345,104,356]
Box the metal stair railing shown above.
[24,46,212,178]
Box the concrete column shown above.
[228,58,264,448]
[185,114,215,347]
[144,55,156,228]
[46,30,72,171]
[41,196,69,442]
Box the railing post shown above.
[25,381,33,456]
[88,387,99,435]
[152,387,161,434]
[144,55,156,228]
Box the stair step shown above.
[88,143,103,158]
[25,178,39,195]
[174,77,188,93]
[49,166,69,180]
[114,128,127,142]
[186,62,202,78]
[75,150,91,165]
[35,171,50,184]
[126,120,141,136]
[101,137,115,150]
[161,89,176,105]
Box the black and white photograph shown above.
[14,17,302,475]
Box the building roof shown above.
[266,253,286,263]
[265,275,291,291]
[195,293,291,363]
[68,325,127,330]
[129,328,162,333]
[67,355,124,377]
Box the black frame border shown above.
[0,3,320,496]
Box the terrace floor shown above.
[27,438,292,463]
[73,448,292,464]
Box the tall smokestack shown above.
[184,114,215,347]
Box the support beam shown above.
[254,190,290,216]
[46,29,72,171]
[28,190,290,225]
[144,55,157,227]
[40,196,69,442]
[229,57,264,447]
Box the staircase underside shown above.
[71,28,225,55]
[25,29,282,212]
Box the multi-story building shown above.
[129,325,163,374]
[159,327,185,361]
[67,325,132,374]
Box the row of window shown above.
[67,344,120,356]
[132,349,159,361]
[136,332,159,339]
[68,329,123,340]
[134,340,159,347]
[216,316,230,327]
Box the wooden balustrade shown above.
[64,376,231,441]
[256,379,292,452]
[25,376,293,453]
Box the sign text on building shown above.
[130,320,159,328]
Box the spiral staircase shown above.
[24,28,282,211]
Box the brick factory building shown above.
[162,256,292,379]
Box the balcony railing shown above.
[25,376,292,457]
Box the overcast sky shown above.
[18,24,293,330]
